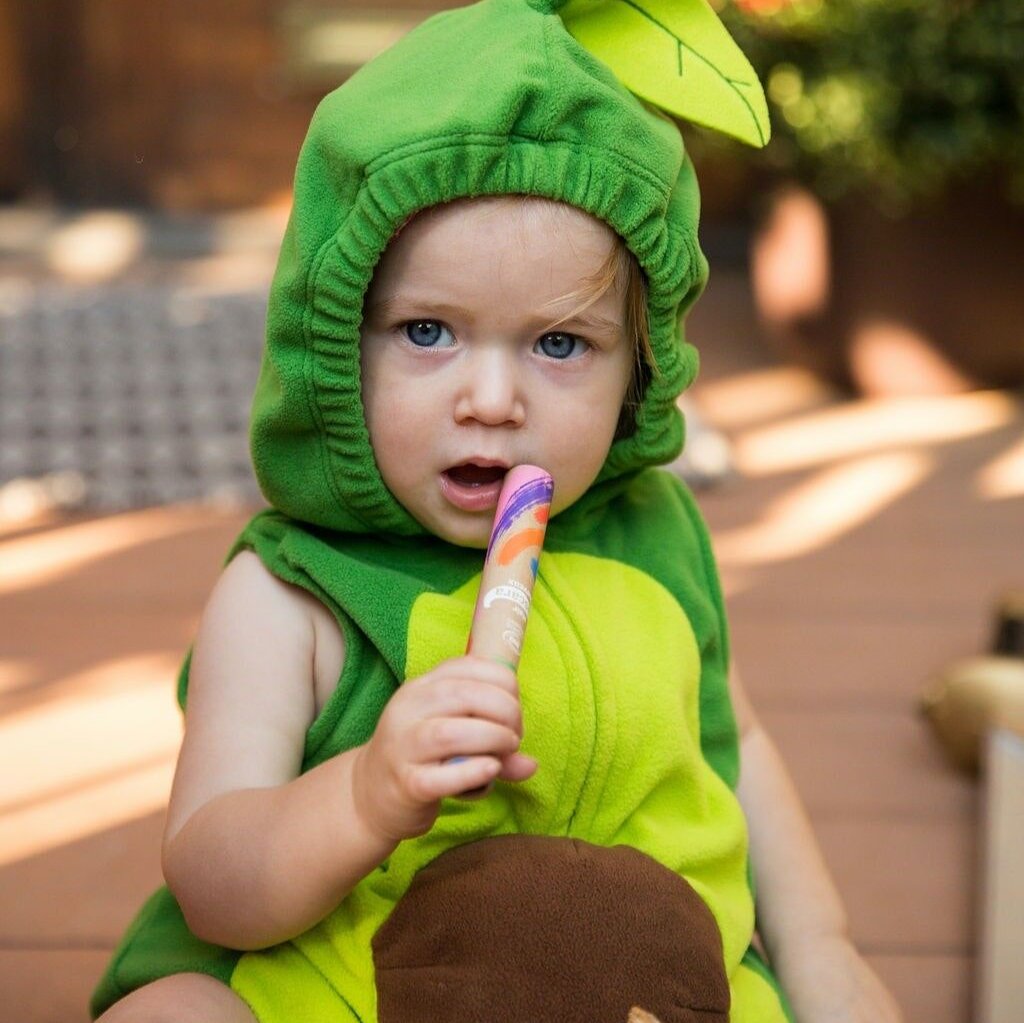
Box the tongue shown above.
[447,464,506,486]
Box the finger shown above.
[496,752,537,782]
[459,656,520,695]
[415,717,522,763]
[407,677,525,734]
[408,757,502,803]
[412,656,520,697]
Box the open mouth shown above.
[441,462,509,512]
[444,463,508,487]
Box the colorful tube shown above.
[454,466,552,798]
[467,464,554,669]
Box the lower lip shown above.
[440,472,505,512]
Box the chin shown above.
[438,525,491,550]
[419,511,492,550]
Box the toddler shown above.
[93,1,902,1021]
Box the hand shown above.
[350,656,537,844]
[776,933,904,1023]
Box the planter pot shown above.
[750,184,1024,396]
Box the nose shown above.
[454,346,525,428]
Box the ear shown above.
[556,0,770,148]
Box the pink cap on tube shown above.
[467,465,554,669]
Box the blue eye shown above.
[536,331,586,360]
[403,320,455,348]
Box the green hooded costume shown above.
[92,1,793,1020]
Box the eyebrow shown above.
[367,296,469,322]
[539,309,622,336]
[368,295,623,336]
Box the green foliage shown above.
[715,0,1024,209]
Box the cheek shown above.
[359,346,381,429]
[367,398,425,475]
[543,379,627,500]
[593,360,635,438]
[362,360,420,479]
[363,349,411,427]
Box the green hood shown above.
[250,0,722,534]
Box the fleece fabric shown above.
[92,0,793,1019]
[372,834,731,1022]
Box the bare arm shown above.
[161,551,397,950]
[162,551,533,952]
[730,670,847,953]
[731,668,903,1022]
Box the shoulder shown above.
[207,549,342,645]
[190,550,318,716]
[205,549,345,714]
[615,470,728,640]
[593,469,712,564]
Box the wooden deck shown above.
[2,264,1021,1021]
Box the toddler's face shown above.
[360,197,634,547]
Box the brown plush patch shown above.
[373,834,729,1023]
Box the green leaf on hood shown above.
[559,0,771,147]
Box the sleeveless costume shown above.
[92,2,793,1019]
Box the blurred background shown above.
[1,1,1023,1021]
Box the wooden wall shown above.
[0,0,27,198]
[3,1,447,210]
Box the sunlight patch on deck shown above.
[714,451,933,565]
[0,654,181,865]
[977,434,1024,501]
[692,365,834,430]
[0,658,36,695]
[732,391,1016,477]
[0,505,221,596]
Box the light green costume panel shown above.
[231,552,787,1023]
